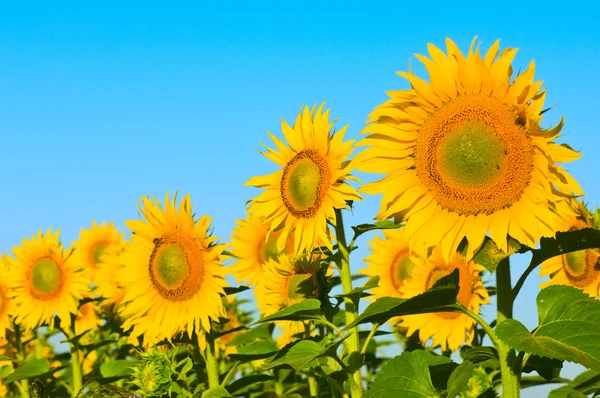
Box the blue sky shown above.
[1,2,599,396]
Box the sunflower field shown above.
[1,37,600,398]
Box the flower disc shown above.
[4,229,89,330]
[356,37,583,261]
[118,193,227,347]
[399,250,490,351]
[245,103,362,255]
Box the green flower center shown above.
[30,258,62,297]
[287,158,321,209]
[564,250,588,277]
[390,251,415,290]
[286,273,318,301]
[92,243,107,266]
[439,121,506,189]
[258,233,282,264]
[154,243,190,289]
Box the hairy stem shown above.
[360,324,379,356]
[334,208,363,398]
[204,332,220,389]
[70,349,82,397]
[496,258,520,397]
[13,322,30,398]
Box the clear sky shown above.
[1,2,598,396]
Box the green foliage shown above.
[256,299,322,323]
[5,358,50,384]
[496,285,600,372]
[351,220,402,241]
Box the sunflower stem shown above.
[13,322,30,398]
[334,208,363,398]
[70,348,82,397]
[205,331,220,389]
[308,373,319,397]
[496,258,520,397]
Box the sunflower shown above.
[229,215,295,285]
[95,241,130,305]
[117,193,227,347]
[245,103,362,255]
[74,302,102,337]
[72,221,123,280]
[0,257,12,339]
[5,229,89,331]
[355,37,582,261]
[399,249,490,352]
[360,228,425,301]
[539,200,600,296]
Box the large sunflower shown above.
[399,249,490,352]
[540,200,600,296]
[72,221,123,280]
[229,215,295,286]
[0,257,12,339]
[5,229,89,330]
[245,103,362,255]
[356,38,582,261]
[117,193,227,347]
[360,228,425,301]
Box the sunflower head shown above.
[5,229,89,330]
[245,103,362,255]
[229,215,295,285]
[72,221,123,280]
[95,240,130,305]
[356,37,583,262]
[118,193,227,347]
[540,199,600,296]
[0,257,12,339]
[399,249,490,351]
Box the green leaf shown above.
[100,359,135,378]
[226,375,276,396]
[460,346,498,364]
[349,269,460,328]
[256,299,322,324]
[229,340,279,362]
[263,339,324,371]
[335,276,380,301]
[549,370,600,398]
[496,285,600,372]
[0,355,12,361]
[201,386,233,398]
[522,355,563,381]
[227,323,272,346]
[466,236,522,274]
[5,358,49,383]
[0,364,14,379]
[364,351,440,398]
[548,387,587,398]
[222,286,250,296]
[447,360,475,398]
[531,228,600,267]
[351,220,402,240]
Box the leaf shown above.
[264,335,350,371]
[496,285,600,372]
[5,358,49,383]
[100,359,135,378]
[531,228,600,267]
[227,323,272,346]
[447,360,475,398]
[335,276,380,301]
[364,351,440,398]
[348,269,460,328]
[256,299,322,324]
[549,370,600,398]
[226,375,276,396]
[201,386,233,398]
[522,355,563,381]
[466,236,522,274]
[476,388,498,398]
[351,220,402,240]
[229,340,279,362]
[0,355,12,361]
[0,364,14,379]
[222,286,250,296]
[460,346,499,364]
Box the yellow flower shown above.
[230,215,295,285]
[540,200,600,296]
[74,302,102,337]
[245,103,361,255]
[5,229,89,330]
[95,241,130,305]
[71,221,123,281]
[399,249,490,352]
[360,228,425,302]
[117,193,227,347]
[0,257,13,339]
[355,37,582,261]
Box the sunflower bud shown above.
[132,351,172,397]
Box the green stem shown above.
[360,324,379,356]
[221,361,240,387]
[205,332,220,389]
[308,373,319,397]
[334,208,363,398]
[70,348,82,397]
[496,258,520,398]
[13,322,30,398]
[459,305,501,350]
